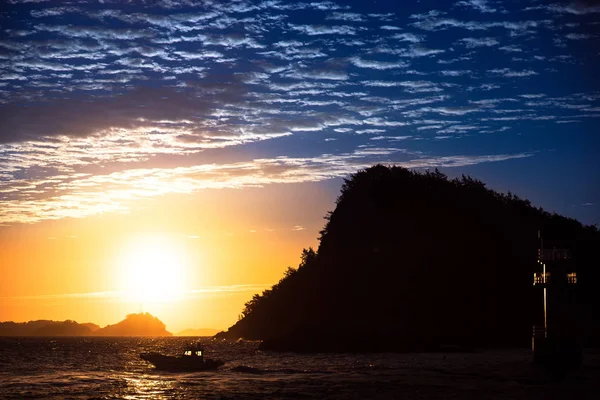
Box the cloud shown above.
[3,291,121,300]
[0,0,597,228]
[172,50,223,60]
[519,94,546,99]
[531,2,600,15]
[288,24,357,35]
[284,68,349,81]
[411,14,543,35]
[350,57,408,70]
[362,80,443,93]
[281,63,349,81]
[325,12,364,22]
[1,73,30,81]
[440,70,473,76]
[437,56,472,64]
[0,84,248,144]
[36,24,153,40]
[260,47,329,60]
[565,33,593,40]
[4,284,274,300]
[200,33,265,49]
[0,146,534,225]
[185,284,274,296]
[499,45,522,52]
[489,68,538,77]
[436,124,480,134]
[421,106,481,116]
[459,37,500,48]
[30,7,80,18]
[13,60,77,72]
[456,0,497,13]
[368,13,394,21]
[391,32,424,43]
[399,46,445,57]
[356,129,386,134]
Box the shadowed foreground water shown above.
[0,337,598,399]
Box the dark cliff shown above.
[216,165,599,352]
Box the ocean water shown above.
[0,337,598,399]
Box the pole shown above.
[538,230,547,338]
[543,262,547,338]
[540,231,547,338]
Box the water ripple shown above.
[0,337,599,399]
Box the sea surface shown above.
[0,337,598,399]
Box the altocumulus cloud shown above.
[0,0,598,225]
[0,148,533,225]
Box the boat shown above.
[140,345,225,371]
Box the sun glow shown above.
[118,235,190,304]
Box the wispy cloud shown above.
[326,12,364,22]
[4,284,274,300]
[456,0,497,13]
[185,284,274,296]
[528,3,600,15]
[489,68,538,77]
[0,0,597,227]
[350,56,408,70]
[499,45,522,52]
[4,291,121,300]
[391,32,424,43]
[459,37,499,48]
[411,13,543,34]
[440,70,473,76]
[0,148,534,225]
[288,24,357,35]
[564,33,593,40]
[421,106,481,116]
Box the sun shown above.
[118,235,189,304]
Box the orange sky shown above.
[0,182,339,333]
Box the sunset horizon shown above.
[1,162,596,333]
[0,0,598,397]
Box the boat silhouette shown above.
[140,345,224,371]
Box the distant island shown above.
[0,312,172,336]
[176,328,220,337]
[216,165,600,352]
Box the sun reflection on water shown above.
[122,373,176,400]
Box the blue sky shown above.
[0,0,599,226]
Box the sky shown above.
[0,0,599,332]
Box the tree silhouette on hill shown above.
[97,312,171,336]
[0,313,171,336]
[216,165,600,352]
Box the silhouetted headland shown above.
[0,320,100,336]
[97,312,172,336]
[215,165,600,352]
[0,313,172,336]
